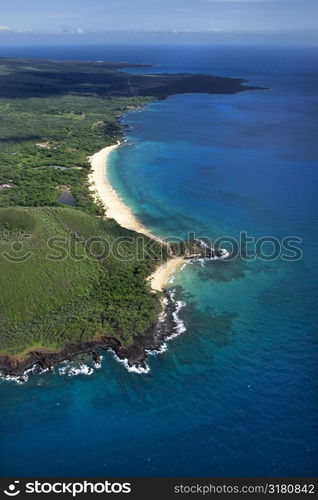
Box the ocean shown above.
[0,44,317,477]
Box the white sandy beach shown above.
[88,143,183,290]
[148,257,185,292]
[89,143,164,241]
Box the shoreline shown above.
[0,289,185,381]
[0,140,229,380]
[88,143,167,246]
[0,58,251,382]
[148,257,185,292]
[88,142,185,293]
[0,143,188,380]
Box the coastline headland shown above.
[0,143,190,380]
[0,56,246,380]
[0,288,186,381]
[0,144,227,381]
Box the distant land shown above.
[0,57,257,379]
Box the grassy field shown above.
[0,206,168,355]
[0,94,150,214]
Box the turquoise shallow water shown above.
[0,45,317,477]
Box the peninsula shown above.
[0,57,256,379]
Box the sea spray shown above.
[109,350,150,374]
[108,288,187,374]
[165,288,187,340]
[93,355,104,369]
[58,363,94,377]
[0,366,51,385]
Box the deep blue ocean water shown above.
[0,44,317,477]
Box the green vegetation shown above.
[0,94,151,214]
[0,57,248,99]
[0,207,169,355]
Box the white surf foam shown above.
[58,363,94,377]
[0,373,28,384]
[146,342,168,355]
[93,355,103,369]
[164,289,187,341]
[196,239,229,260]
[0,365,52,384]
[110,350,150,374]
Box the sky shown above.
[0,0,317,45]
